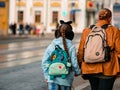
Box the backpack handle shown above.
[55,45,71,62]
[55,45,62,49]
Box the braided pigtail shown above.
[58,20,73,56]
[60,25,69,56]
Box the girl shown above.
[41,20,80,90]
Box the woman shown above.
[77,8,120,90]
[41,20,80,90]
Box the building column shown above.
[45,0,49,28]
[9,0,16,24]
[26,0,33,24]
[78,0,86,32]
[8,0,16,35]
[61,0,68,20]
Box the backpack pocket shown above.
[48,62,69,75]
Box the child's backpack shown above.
[48,45,71,80]
[83,24,111,63]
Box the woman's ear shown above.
[108,17,112,24]
[109,17,112,23]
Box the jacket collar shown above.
[95,20,110,27]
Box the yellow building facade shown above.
[0,0,9,36]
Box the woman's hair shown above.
[55,20,74,55]
[98,8,112,20]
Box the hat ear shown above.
[60,20,64,24]
[66,21,72,24]
[60,20,72,24]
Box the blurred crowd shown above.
[9,22,45,37]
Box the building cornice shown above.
[16,1,26,7]
[33,2,43,7]
[51,2,61,7]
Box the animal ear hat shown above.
[60,20,72,25]
[59,20,74,40]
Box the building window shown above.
[35,11,41,23]
[0,1,5,8]
[52,11,58,23]
[18,11,23,22]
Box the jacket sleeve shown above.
[77,28,90,68]
[115,29,120,58]
[114,28,120,78]
[70,45,81,75]
[115,29,120,68]
[41,45,52,80]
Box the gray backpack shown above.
[83,24,111,63]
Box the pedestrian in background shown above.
[40,23,45,36]
[77,8,120,90]
[41,20,80,90]
[13,22,17,35]
[25,23,30,35]
[19,22,24,35]
[56,18,59,30]
[9,23,13,35]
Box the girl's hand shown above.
[74,73,80,77]
[45,79,48,83]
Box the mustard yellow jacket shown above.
[77,20,120,77]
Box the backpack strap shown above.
[101,24,110,29]
[89,25,95,29]
[89,24,110,30]
[55,45,62,50]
